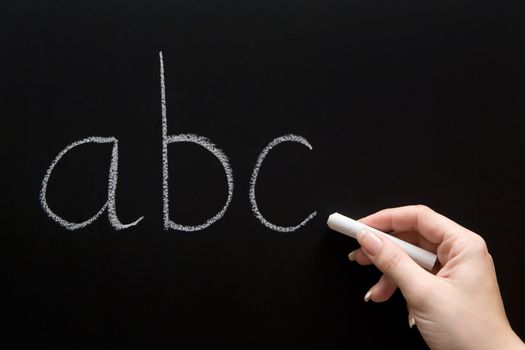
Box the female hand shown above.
[350,205,524,350]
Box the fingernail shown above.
[409,316,416,328]
[348,251,356,261]
[356,228,383,256]
[364,289,372,302]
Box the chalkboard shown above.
[3,1,525,348]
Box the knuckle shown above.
[487,253,496,269]
[470,235,488,255]
[415,204,433,213]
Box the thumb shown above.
[356,228,433,300]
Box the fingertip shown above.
[350,248,373,266]
[368,274,397,303]
[357,209,395,233]
[364,289,372,302]
[408,314,416,328]
[348,251,356,261]
[361,230,433,294]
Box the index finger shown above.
[359,205,465,245]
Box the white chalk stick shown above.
[327,212,437,271]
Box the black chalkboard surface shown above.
[3,1,525,348]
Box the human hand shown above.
[350,205,524,350]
